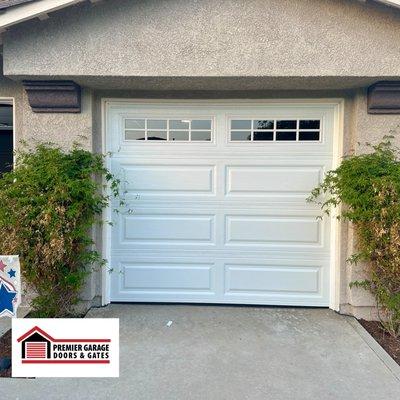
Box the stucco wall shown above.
[0,63,93,150]
[3,0,400,90]
[2,0,400,317]
[0,69,97,308]
[340,90,400,319]
[19,89,93,151]
[0,64,23,143]
[1,76,399,317]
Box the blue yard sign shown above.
[0,256,21,318]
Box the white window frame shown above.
[0,97,15,168]
[123,117,213,142]
[229,118,322,142]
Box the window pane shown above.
[125,130,145,140]
[191,131,211,141]
[231,131,251,141]
[231,120,251,129]
[170,131,189,141]
[253,120,274,130]
[148,119,167,129]
[299,120,320,129]
[147,131,167,140]
[125,119,145,129]
[191,120,212,130]
[299,131,320,141]
[276,131,296,141]
[254,131,273,141]
[170,120,190,130]
[276,120,296,129]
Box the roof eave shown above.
[0,0,85,31]
[375,0,400,8]
[0,0,35,11]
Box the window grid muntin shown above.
[124,118,213,142]
[230,119,321,142]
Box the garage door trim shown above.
[101,99,344,310]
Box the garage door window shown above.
[125,118,212,142]
[230,119,320,142]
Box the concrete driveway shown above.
[2,304,400,400]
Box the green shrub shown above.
[308,137,400,337]
[0,143,121,317]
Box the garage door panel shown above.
[225,215,322,246]
[225,165,323,196]
[121,262,214,292]
[110,257,327,304]
[121,214,216,245]
[224,263,321,294]
[110,257,328,304]
[114,211,327,250]
[118,163,216,195]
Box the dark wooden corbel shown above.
[367,81,400,114]
[22,80,81,113]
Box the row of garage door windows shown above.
[124,118,321,142]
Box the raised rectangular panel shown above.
[123,263,213,291]
[123,214,215,243]
[226,166,322,195]
[121,164,214,194]
[225,264,320,294]
[226,216,320,245]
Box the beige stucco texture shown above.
[340,91,400,319]
[3,0,400,89]
[1,0,400,318]
[0,64,93,151]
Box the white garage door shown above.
[106,102,336,306]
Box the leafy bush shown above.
[0,143,120,317]
[308,137,400,337]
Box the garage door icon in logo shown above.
[19,327,51,360]
[17,325,111,364]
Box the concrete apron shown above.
[1,304,400,400]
